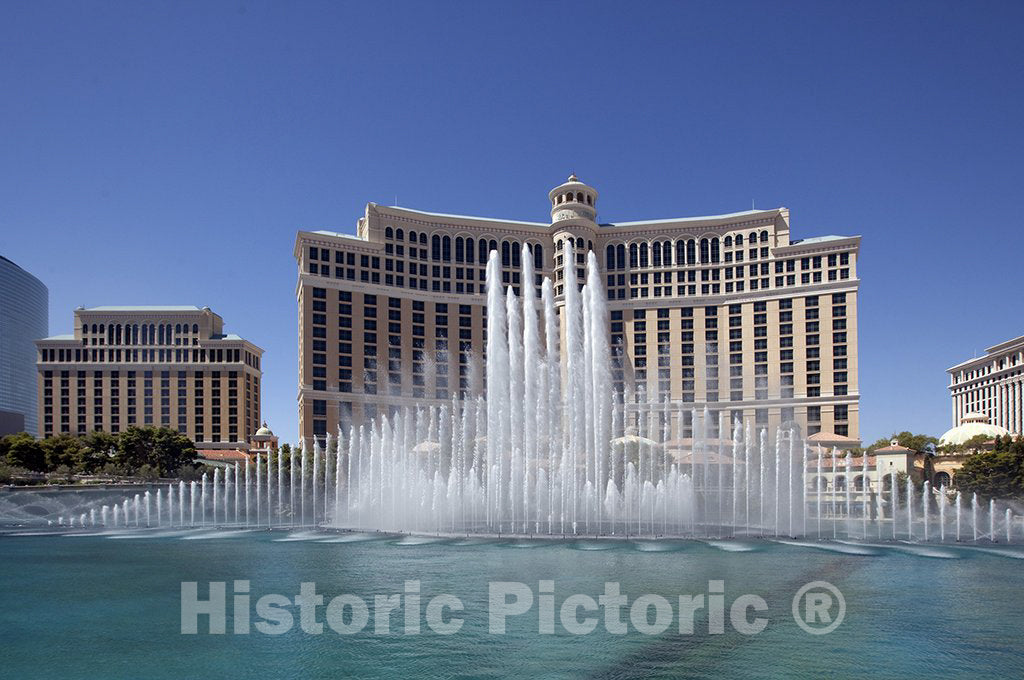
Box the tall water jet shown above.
[939,485,946,542]
[200,473,208,526]
[972,493,979,541]
[990,498,996,542]
[922,481,930,542]
[300,440,308,526]
[312,440,320,527]
[485,250,509,533]
[905,477,913,541]
[213,468,220,525]
[290,444,297,524]
[955,490,962,542]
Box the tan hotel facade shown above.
[295,176,860,443]
[36,306,263,448]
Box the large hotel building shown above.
[295,176,860,443]
[35,306,263,448]
[947,335,1024,436]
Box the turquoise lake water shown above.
[2,530,1023,679]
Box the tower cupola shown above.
[548,174,598,225]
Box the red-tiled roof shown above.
[874,444,914,453]
[196,449,251,462]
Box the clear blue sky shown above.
[2,1,1022,447]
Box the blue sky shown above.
[2,1,1022,447]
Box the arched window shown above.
[606,245,616,270]
[489,239,497,257]
[724,236,732,247]
[432,234,441,259]
[576,237,584,250]
[749,232,757,245]
[442,235,451,262]
[534,244,543,270]
[466,239,475,264]
[576,192,584,202]
[711,237,720,263]
[686,239,696,264]
[934,471,951,488]
[478,238,488,263]
[586,194,592,205]
[501,241,511,267]
[676,240,686,265]
[511,241,521,268]
[385,227,393,239]
[455,237,464,263]
[735,233,743,246]
[616,244,625,269]
[396,228,404,241]
[662,241,672,267]
[192,324,198,334]
[419,233,427,245]
[158,325,165,345]
[760,230,769,242]
[566,192,573,203]
[556,239,563,251]
[652,242,662,267]
[175,324,181,333]
[588,240,593,253]
[629,243,639,268]
[853,475,866,491]
[700,238,710,264]
[834,475,846,491]
[639,242,649,268]
[141,325,147,344]
[409,230,417,242]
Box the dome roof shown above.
[940,413,1009,447]
[254,422,274,437]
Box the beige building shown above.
[250,422,279,456]
[807,440,928,519]
[948,335,1024,436]
[36,306,263,449]
[294,175,860,443]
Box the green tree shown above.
[2,432,46,471]
[867,431,939,453]
[115,427,197,477]
[79,430,118,472]
[42,434,85,471]
[956,436,1024,500]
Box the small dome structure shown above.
[940,412,1010,447]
